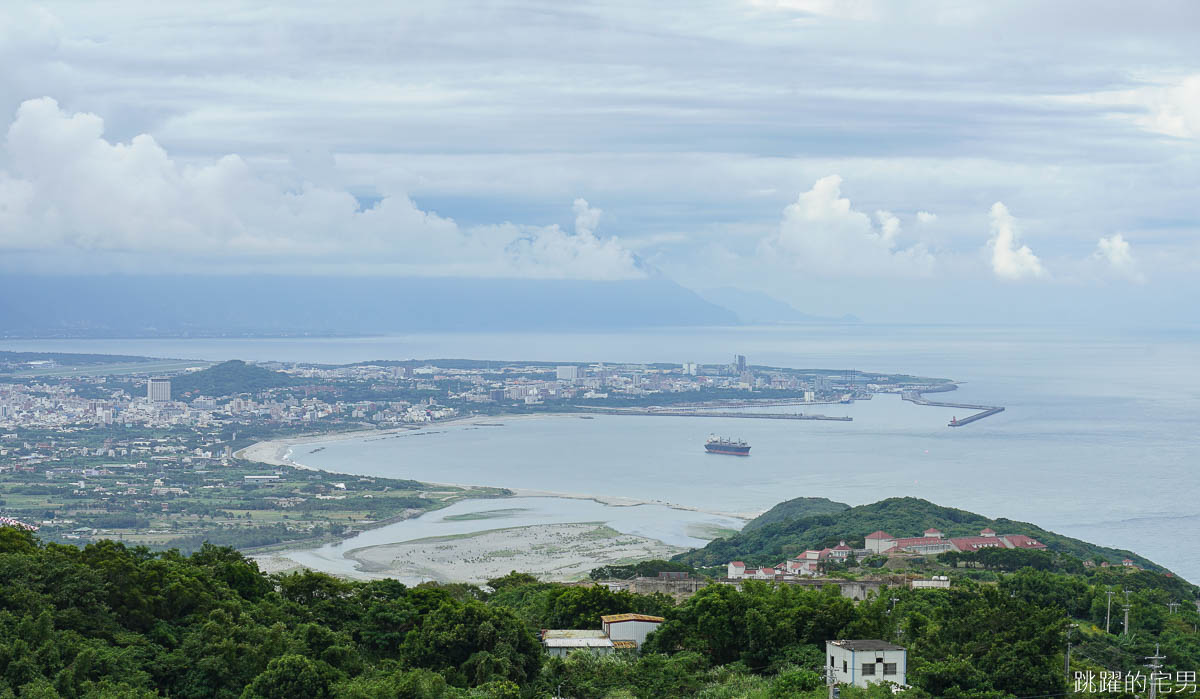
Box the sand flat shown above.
[337,522,684,584]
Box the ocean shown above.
[5,323,1198,580]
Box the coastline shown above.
[238,413,758,580]
[235,413,761,520]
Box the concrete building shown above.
[556,365,581,381]
[827,639,906,688]
[147,378,171,402]
[600,614,664,649]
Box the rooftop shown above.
[542,630,609,639]
[601,613,665,624]
[828,639,906,652]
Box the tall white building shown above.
[147,378,171,402]
[556,365,581,381]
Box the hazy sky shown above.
[1,1,1197,321]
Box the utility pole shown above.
[1122,589,1132,636]
[1146,644,1166,699]
[1105,589,1115,633]
[1065,624,1078,680]
[827,663,836,699]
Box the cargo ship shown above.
[705,434,751,456]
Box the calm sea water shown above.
[5,324,1198,580]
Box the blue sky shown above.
[0,1,1197,322]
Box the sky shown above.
[0,1,1198,323]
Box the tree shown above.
[240,655,342,699]
[401,601,541,688]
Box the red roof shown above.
[951,536,1007,552]
[980,528,996,534]
[924,528,942,534]
[832,543,851,551]
[730,561,746,567]
[865,530,894,540]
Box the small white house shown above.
[826,639,906,688]
[601,614,664,649]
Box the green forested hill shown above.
[675,496,1174,575]
[741,496,850,531]
[1,521,1198,697]
[171,359,295,397]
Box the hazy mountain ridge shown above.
[698,287,860,324]
[0,276,740,337]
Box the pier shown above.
[901,390,1005,427]
[577,407,852,421]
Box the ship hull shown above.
[705,445,751,456]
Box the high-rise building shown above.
[734,354,747,373]
[556,365,581,381]
[147,378,171,402]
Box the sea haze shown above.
[4,323,1197,580]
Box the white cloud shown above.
[1093,233,1145,282]
[1072,74,1200,139]
[987,202,1046,281]
[761,175,936,277]
[916,211,937,224]
[573,198,602,237]
[0,98,643,279]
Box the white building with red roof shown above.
[864,530,895,554]
[884,536,956,555]
[947,536,1006,553]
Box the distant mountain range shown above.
[0,275,742,337]
[698,287,860,325]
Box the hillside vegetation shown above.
[741,496,850,532]
[2,496,1199,697]
[171,359,295,397]
[675,497,1170,573]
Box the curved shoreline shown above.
[234,415,761,522]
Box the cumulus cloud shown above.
[987,202,1046,281]
[0,98,643,279]
[916,211,937,224]
[572,198,602,237]
[761,175,935,277]
[1093,233,1145,282]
